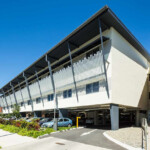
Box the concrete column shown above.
[59,109,68,118]
[110,104,119,130]
[42,111,46,118]
[135,110,140,126]
[94,111,98,125]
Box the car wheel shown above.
[68,124,71,127]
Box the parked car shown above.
[39,118,52,126]
[26,117,34,122]
[33,117,43,121]
[41,118,72,128]
[26,117,43,122]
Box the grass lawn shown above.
[0,124,76,138]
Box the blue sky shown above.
[0,0,150,87]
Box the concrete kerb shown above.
[38,127,84,139]
[103,132,144,150]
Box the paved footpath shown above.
[3,136,110,150]
[0,129,36,148]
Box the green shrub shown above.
[20,120,28,128]
[0,119,76,138]
[26,122,40,131]
[0,124,20,133]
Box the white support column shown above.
[110,104,119,130]
[136,110,140,126]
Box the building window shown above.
[68,89,72,97]
[11,105,13,108]
[86,84,93,94]
[27,100,32,105]
[21,102,24,107]
[63,89,72,99]
[93,82,99,92]
[36,97,41,104]
[48,94,54,101]
[3,107,5,110]
[86,82,99,94]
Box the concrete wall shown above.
[111,28,149,109]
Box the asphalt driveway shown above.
[51,127,126,150]
[1,127,126,150]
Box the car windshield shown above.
[41,118,46,121]
[42,118,49,121]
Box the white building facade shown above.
[0,6,150,130]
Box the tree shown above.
[12,104,21,119]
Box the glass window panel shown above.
[68,89,72,97]
[50,94,54,101]
[86,84,92,94]
[63,91,67,98]
[59,119,63,122]
[93,82,99,92]
[47,95,51,101]
[36,98,41,104]
[21,102,24,106]
[28,100,31,105]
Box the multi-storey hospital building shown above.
[0,6,150,130]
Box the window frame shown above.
[47,94,54,101]
[27,100,32,105]
[86,81,99,94]
[36,97,41,104]
[63,89,72,99]
[21,102,24,107]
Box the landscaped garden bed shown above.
[0,118,76,138]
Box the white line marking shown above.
[80,129,97,136]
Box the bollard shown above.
[76,117,81,128]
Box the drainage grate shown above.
[55,142,65,145]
